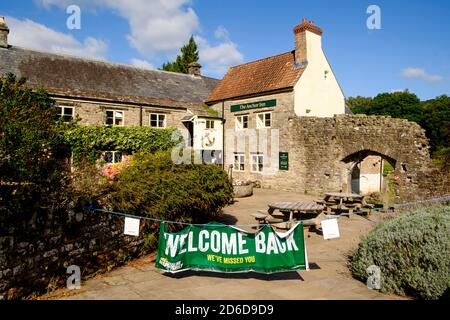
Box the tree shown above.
[347,96,373,114]
[348,91,423,123]
[161,35,199,74]
[369,91,423,123]
[0,73,68,220]
[421,95,450,153]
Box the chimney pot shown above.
[188,62,202,76]
[0,16,9,48]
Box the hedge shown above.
[63,125,180,162]
[351,205,450,299]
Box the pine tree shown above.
[161,36,199,74]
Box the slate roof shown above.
[205,51,305,103]
[0,46,219,109]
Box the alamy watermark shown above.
[366,265,381,290]
[66,5,81,30]
[66,265,81,290]
[367,5,381,30]
[170,128,281,176]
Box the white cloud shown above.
[36,0,200,56]
[195,26,244,76]
[6,16,108,60]
[35,0,244,77]
[401,67,443,83]
[130,58,155,70]
[214,25,230,41]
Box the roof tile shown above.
[206,51,304,103]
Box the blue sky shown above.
[1,0,449,100]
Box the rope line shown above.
[85,194,450,228]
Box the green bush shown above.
[0,74,68,221]
[63,125,180,162]
[351,205,450,299]
[105,152,233,247]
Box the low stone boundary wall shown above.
[0,209,146,299]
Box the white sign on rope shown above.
[124,217,140,236]
[321,218,340,240]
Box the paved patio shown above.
[44,188,406,300]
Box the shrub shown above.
[351,205,450,299]
[0,74,68,221]
[105,152,233,247]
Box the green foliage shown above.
[432,147,450,172]
[63,125,180,162]
[383,161,394,176]
[348,91,423,123]
[351,205,450,299]
[161,36,199,74]
[0,73,68,220]
[421,95,450,153]
[107,152,233,227]
[203,105,219,117]
[346,96,373,114]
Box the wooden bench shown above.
[251,213,270,225]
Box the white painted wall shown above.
[193,118,223,151]
[359,174,382,195]
[293,31,346,117]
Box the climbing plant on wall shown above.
[63,125,181,162]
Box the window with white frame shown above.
[251,153,264,172]
[105,110,124,126]
[205,120,215,129]
[149,113,166,128]
[103,151,122,164]
[56,105,74,122]
[256,112,271,128]
[235,115,248,130]
[234,153,245,171]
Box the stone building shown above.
[205,19,431,198]
[0,16,223,164]
[0,16,433,198]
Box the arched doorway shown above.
[343,150,396,195]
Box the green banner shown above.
[230,99,276,112]
[156,222,308,274]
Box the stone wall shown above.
[223,111,437,202]
[287,115,432,201]
[55,98,187,130]
[0,209,147,299]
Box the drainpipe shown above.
[222,100,225,170]
[139,106,143,126]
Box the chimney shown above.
[0,16,9,48]
[188,62,201,76]
[293,18,323,65]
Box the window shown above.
[235,115,248,130]
[150,113,166,128]
[103,151,122,164]
[105,110,124,126]
[251,153,264,172]
[206,120,215,129]
[234,153,245,171]
[56,105,74,122]
[256,112,271,128]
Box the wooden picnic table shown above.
[266,201,325,229]
[320,192,371,215]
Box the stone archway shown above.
[342,150,397,195]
